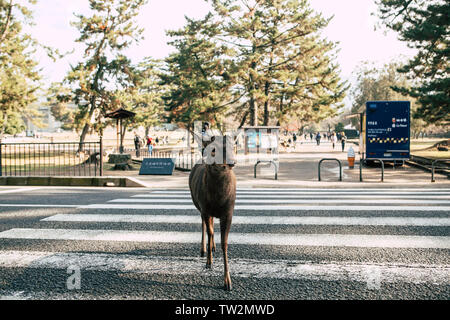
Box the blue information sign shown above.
[365,101,410,160]
[139,158,175,175]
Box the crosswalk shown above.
[0,187,449,299]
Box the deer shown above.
[189,130,237,291]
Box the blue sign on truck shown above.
[365,101,410,160]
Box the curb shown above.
[0,176,147,188]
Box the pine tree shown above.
[161,14,236,130]
[62,0,148,149]
[208,0,348,127]
[376,0,449,124]
[115,57,166,138]
[0,0,42,137]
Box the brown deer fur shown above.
[189,135,236,291]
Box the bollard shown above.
[347,146,355,169]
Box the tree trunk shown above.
[0,0,13,43]
[277,82,286,127]
[78,102,96,152]
[263,81,271,126]
[249,94,257,126]
[78,123,90,152]
[239,110,249,129]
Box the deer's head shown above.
[202,135,236,170]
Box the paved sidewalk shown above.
[106,141,450,189]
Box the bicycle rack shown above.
[318,158,342,181]
[431,159,450,182]
[360,158,385,182]
[254,160,278,180]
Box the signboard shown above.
[247,131,257,148]
[139,158,175,175]
[365,101,410,160]
[260,134,278,149]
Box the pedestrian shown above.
[293,133,297,150]
[146,136,153,156]
[331,132,337,150]
[341,132,347,152]
[134,132,141,157]
[315,132,321,146]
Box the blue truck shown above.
[364,101,410,160]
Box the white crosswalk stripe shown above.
[81,204,450,211]
[42,213,450,226]
[0,187,449,298]
[0,251,448,285]
[109,198,450,204]
[1,228,449,248]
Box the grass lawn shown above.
[411,139,450,159]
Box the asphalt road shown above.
[0,186,449,300]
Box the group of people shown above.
[134,132,168,157]
[313,131,347,151]
[282,130,347,152]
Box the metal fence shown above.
[125,147,202,171]
[0,141,103,177]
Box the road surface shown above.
[0,186,449,300]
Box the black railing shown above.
[0,141,102,177]
[431,159,450,182]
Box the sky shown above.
[26,0,417,109]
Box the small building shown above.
[241,126,280,155]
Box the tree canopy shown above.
[350,61,428,138]
[0,0,43,137]
[163,0,348,129]
[376,0,449,124]
[160,14,237,129]
[61,0,148,148]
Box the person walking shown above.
[316,132,321,146]
[331,132,337,150]
[340,132,347,152]
[292,133,297,150]
[134,132,141,157]
[146,136,153,156]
